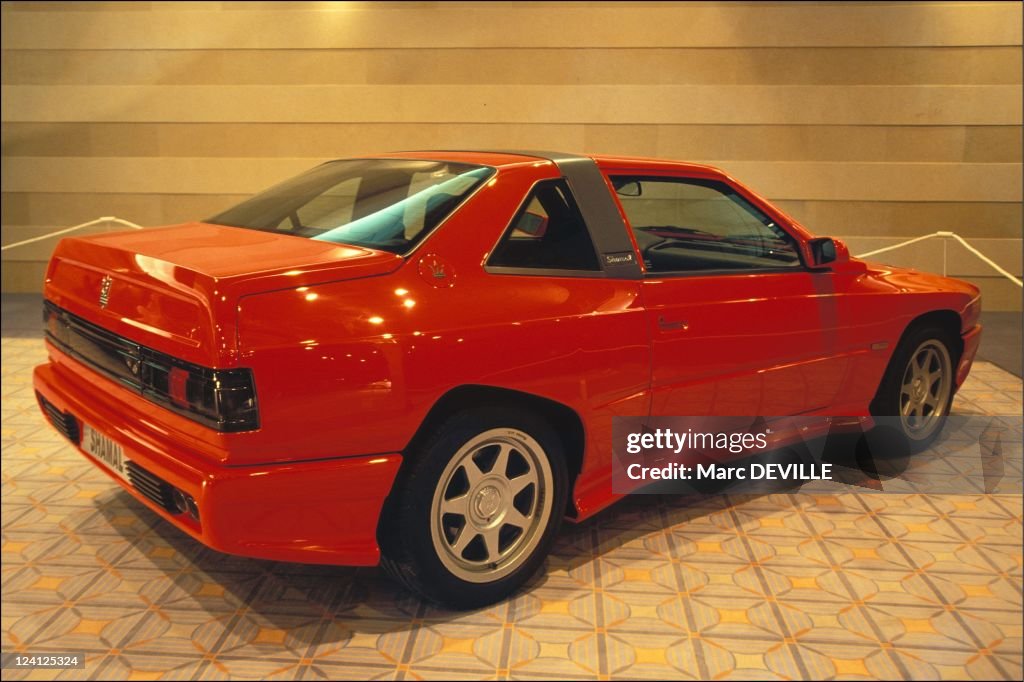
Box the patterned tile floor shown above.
[2,336,1021,680]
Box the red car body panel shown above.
[33,151,982,566]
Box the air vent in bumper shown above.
[36,391,80,444]
[124,461,200,523]
[124,461,176,511]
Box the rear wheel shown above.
[379,407,568,608]
[871,325,958,450]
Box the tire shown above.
[378,406,569,608]
[870,324,959,451]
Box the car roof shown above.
[588,154,724,175]
[368,150,548,168]
[362,150,726,176]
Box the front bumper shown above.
[33,358,401,566]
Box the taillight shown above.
[206,368,260,432]
[145,359,259,433]
[168,367,190,408]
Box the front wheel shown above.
[871,326,958,450]
[379,407,568,608]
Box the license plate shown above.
[81,423,129,482]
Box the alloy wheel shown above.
[430,428,554,583]
[899,339,952,441]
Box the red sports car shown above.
[34,151,981,607]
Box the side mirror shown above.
[807,237,849,269]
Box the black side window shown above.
[488,179,601,272]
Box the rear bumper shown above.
[956,324,982,388]
[33,359,401,566]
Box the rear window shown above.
[208,159,495,254]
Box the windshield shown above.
[208,159,495,254]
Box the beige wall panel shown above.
[649,125,1023,164]
[149,123,585,159]
[2,261,49,294]
[943,243,1023,281]
[708,161,1021,203]
[0,50,267,86]
[5,2,999,11]
[5,47,1021,86]
[584,126,662,160]
[364,47,1024,87]
[3,2,598,10]
[776,200,1023,238]
[0,122,588,158]
[8,123,1020,164]
[1,122,164,157]
[3,157,1020,203]
[965,126,1024,163]
[1,157,316,195]
[972,279,1024,311]
[0,194,30,227]
[0,2,882,11]
[2,4,1021,50]
[0,193,246,229]
[1,2,214,11]
[2,2,154,10]
[4,84,1021,125]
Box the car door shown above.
[608,171,848,418]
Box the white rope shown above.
[857,232,944,258]
[857,230,1022,288]
[1,217,143,252]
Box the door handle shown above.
[658,316,689,331]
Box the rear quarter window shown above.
[488,179,601,272]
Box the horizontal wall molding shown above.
[2,4,1021,50]
[3,122,1019,164]
[3,84,1021,125]
[2,46,1021,86]
[3,157,1019,203]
